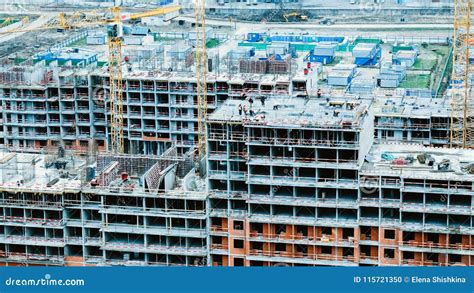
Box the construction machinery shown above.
[0,18,15,29]
[1,5,181,153]
[0,16,29,31]
[283,12,308,22]
[194,0,208,173]
[450,0,474,148]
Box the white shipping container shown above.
[352,43,377,58]
[267,46,287,56]
[86,31,106,45]
[380,78,399,88]
[123,36,143,45]
[328,70,353,86]
[394,50,417,67]
[333,64,357,75]
[86,36,106,45]
[313,43,337,57]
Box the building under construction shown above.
[0,146,208,266]
[0,62,317,155]
[0,2,473,267]
[206,97,474,266]
[0,93,473,267]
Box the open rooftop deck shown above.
[362,143,474,181]
[208,96,373,129]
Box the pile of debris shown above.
[461,163,474,175]
[380,151,453,172]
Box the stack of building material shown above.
[327,63,357,86]
[378,61,407,88]
[307,42,337,64]
[352,43,381,66]
[393,50,417,67]
[96,161,119,187]
[239,58,267,74]
[267,54,290,74]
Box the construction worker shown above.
[238,104,242,115]
[241,89,247,100]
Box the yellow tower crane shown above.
[194,0,208,170]
[450,0,474,148]
[2,5,181,153]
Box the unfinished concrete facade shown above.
[207,97,474,266]
[207,97,377,266]
[0,95,473,267]
[0,148,209,267]
[0,60,317,156]
[359,144,474,266]
[373,96,450,147]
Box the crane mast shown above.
[108,7,125,154]
[195,0,208,165]
[450,0,474,148]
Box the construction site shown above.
[0,0,472,267]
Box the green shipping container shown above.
[289,43,316,52]
[238,42,269,50]
[349,37,382,52]
[392,46,414,53]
